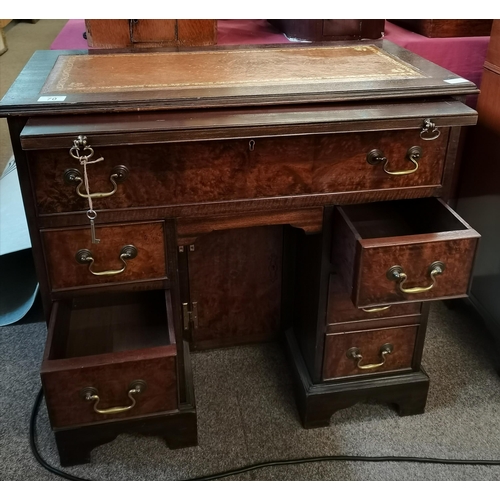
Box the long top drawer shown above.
[20,101,476,216]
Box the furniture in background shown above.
[0,40,480,466]
[268,20,384,41]
[455,20,500,349]
[0,19,11,55]
[384,22,490,110]
[390,20,493,38]
[0,20,42,56]
[85,19,217,48]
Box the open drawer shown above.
[41,289,178,429]
[332,198,480,308]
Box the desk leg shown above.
[54,410,198,467]
[285,329,429,429]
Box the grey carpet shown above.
[1,298,500,481]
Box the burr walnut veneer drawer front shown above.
[42,221,167,291]
[332,198,480,309]
[323,325,418,380]
[41,290,178,429]
[26,128,448,214]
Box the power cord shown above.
[30,389,86,481]
[30,388,500,481]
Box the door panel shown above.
[188,226,283,349]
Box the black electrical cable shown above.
[30,387,500,481]
[30,388,86,481]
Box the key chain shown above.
[69,136,104,244]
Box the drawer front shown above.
[327,273,421,328]
[41,290,178,429]
[28,128,448,214]
[356,239,477,307]
[323,325,417,380]
[332,199,480,308]
[42,351,178,428]
[42,221,166,291]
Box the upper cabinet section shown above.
[0,41,478,116]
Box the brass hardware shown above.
[75,245,138,276]
[87,209,100,244]
[64,168,83,184]
[387,261,445,294]
[192,301,199,328]
[69,135,94,160]
[63,165,129,199]
[81,380,146,415]
[69,135,108,245]
[362,305,391,313]
[346,343,393,370]
[366,147,422,176]
[420,119,441,141]
[189,245,195,252]
[179,246,185,253]
[366,149,386,167]
[405,145,422,173]
[249,139,255,151]
[182,303,190,330]
[182,302,199,330]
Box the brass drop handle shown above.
[81,380,147,415]
[346,344,393,370]
[362,305,391,313]
[75,245,138,276]
[387,261,445,294]
[366,146,422,176]
[64,165,129,199]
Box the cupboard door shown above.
[187,226,283,350]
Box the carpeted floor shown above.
[1,297,500,481]
[0,19,68,178]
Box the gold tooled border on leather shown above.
[41,45,425,95]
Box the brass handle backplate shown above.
[366,146,422,176]
[387,261,445,294]
[346,343,393,370]
[64,165,129,199]
[75,245,138,276]
[80,380,147,415]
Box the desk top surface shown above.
[0,40,478,116]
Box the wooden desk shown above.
[0,41,480,465]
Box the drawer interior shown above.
[47,290,175,360]
[340,198,468,239]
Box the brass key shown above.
[87,209,100,244]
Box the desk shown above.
[50,20,490,93]
[0,41,480,465]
